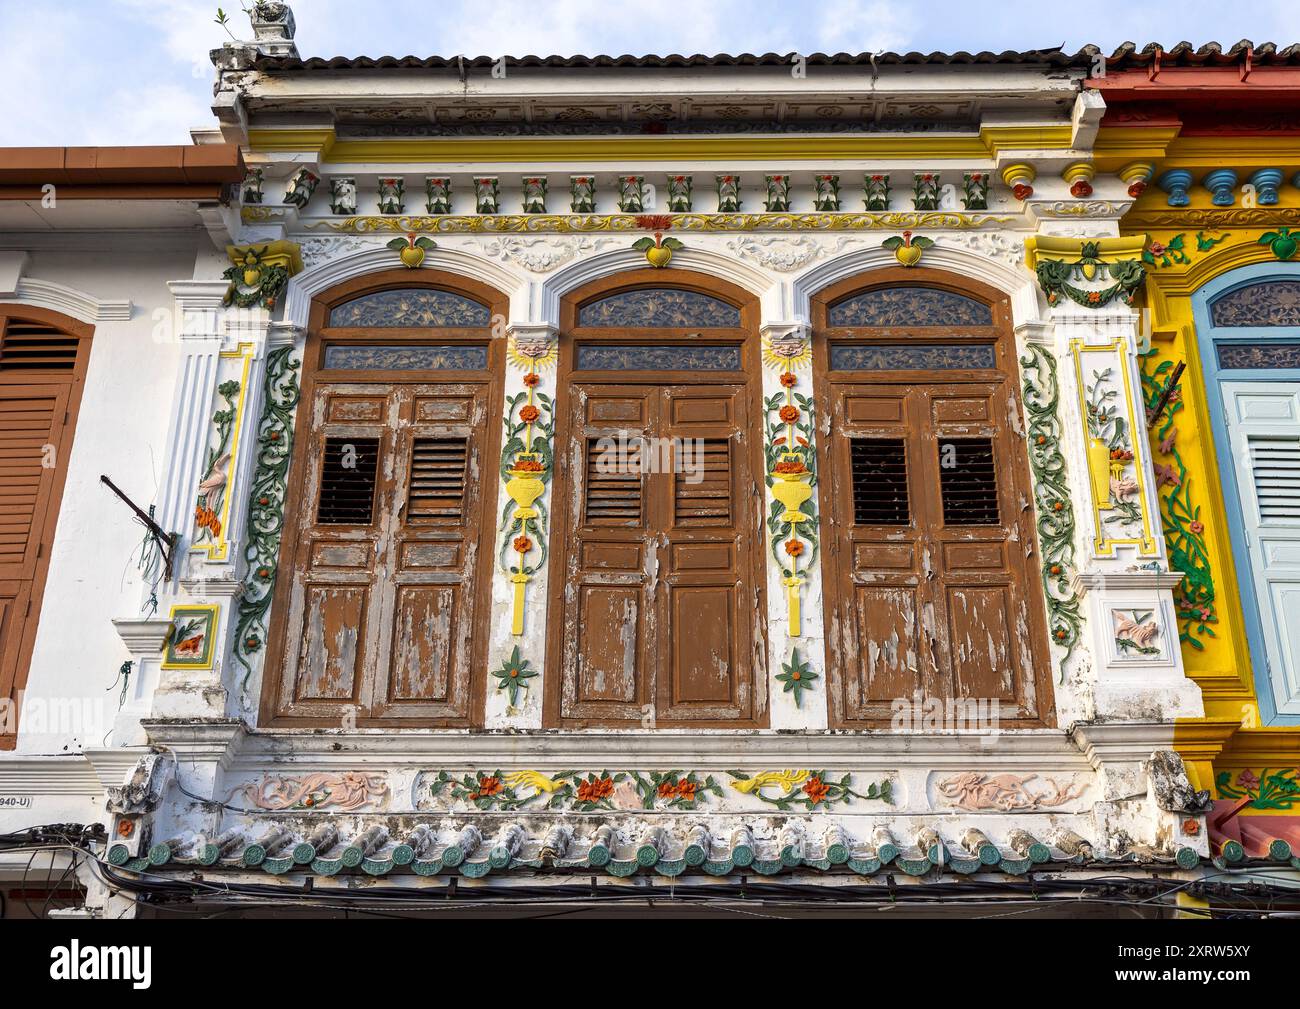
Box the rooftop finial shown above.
[248,1,297,58]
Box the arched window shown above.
[1196,268,1300,723]
[262,272,505,729]
[544,271,768,728]
[0,306,93,749]
[810,270,1054,729]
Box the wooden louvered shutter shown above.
[584,437,644,525]
[1223,382,1300,715]
[0,309,90,748]
[407,436,468,524]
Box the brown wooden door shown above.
[270,379,495,726]
[549,380,765,726]
[0,310,91,749]
[826,380,1047,724]
[814,271,1053,729]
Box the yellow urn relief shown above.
[506,454,546,520]
[771,453,813,523]
[1087,437,1113,510]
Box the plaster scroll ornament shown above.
[727,235,850,272]
[299,235,370,269]
[377,177,405,215]
[425,176,452,214]
[946,230,1025,266]
[1041,201,1125,218]
[230,772,390,812]
[282,167,320,209]
[936,772,1084,812]
[478,236,597,272]
[329,177,357,215]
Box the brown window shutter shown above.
[851,438,910,525]
[0,393,57,568]
[675,437,732,526]
[938,437,1000,525]
[407,436,468,524]
[583,437,643,525]
[316,436,380,525]
[0,321,80,372]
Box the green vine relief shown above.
[1020,345,1084,679]
[1139,349,1218,646]
[233,346,301,687]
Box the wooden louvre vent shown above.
[1249,436,1300,522]
[407,436,469,524]
[584,437,643,525]
[675,438,732,526]
[938,437,1000,525]
[316,436,380,525]
[850,438,910,525]
[0,320,79,372]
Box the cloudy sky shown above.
[1,0,1297,146]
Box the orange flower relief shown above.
[785,540,805,557]
[773,459,807,475]
[778,405,801,424]
[519,404,541,424]
[513,536,534,553]
[802,777,830,804]
[511,458,545,472]
[577,778,615,802]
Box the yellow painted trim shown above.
[1025,234,1147,269]
[247,128,336,158]
[1129,234,1292,710]
[247,124,1074,164]
[978,124,1075,151]
[1092,125,1181,172]
[1070,338,1158,557]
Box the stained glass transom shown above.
[323,344,489,370]
[829,343,997,371]
[329,289,492,327]
[1210,281,1300,328]
[1216,343,1300,370]
[575,343,743,371]
[827,287,993,328]
[577,289,741,328]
